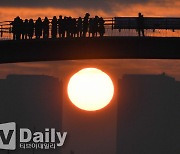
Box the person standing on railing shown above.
[35,17,43,39]
[51,16,58,38]
[137,13,145,37]
[98,17,105,37]
[83,13,90,37]
[43,17,50,39]
[28,19,34,39]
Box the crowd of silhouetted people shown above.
[11,13,105,40]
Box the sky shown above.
[0,0,180,21]
[0,59,180,81]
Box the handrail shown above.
[0,17,180,39]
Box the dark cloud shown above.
[1,0,109,9]
[0,0,170,9]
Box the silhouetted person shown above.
[66,17,72,38]
[68,17,72,37]
[61,16,66,38]
[66,17,73,37]
[11,17,17,40]
[64,16,68,37]
[99,17,105,37]
[137,13,145,37]
[51,16,58,38]
[28,19,34,39]
[58,16,62,37]
[77,17,83,37]
[20,19,24,39]
[21,19,25,40]
[94,16,99,37]
[43,17,49,39]
[71,18,77,37]
[83,13,90,37]
[11,16,22,40]
[58,15,65,38]
[18,18,23,40]
[35,17,43,39]
[22,19,29,40]
[89,18,95,37]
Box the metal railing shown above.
[0,17,180,40]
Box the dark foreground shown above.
[0,36,180,64]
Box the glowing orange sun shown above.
[67,68,114,111]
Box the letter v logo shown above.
[0,122,16,150]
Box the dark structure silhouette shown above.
[0,37,179,64]
[117,73,180,154]
[0,74,63,154]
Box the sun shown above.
[67,68,114,111]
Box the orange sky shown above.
[0,1,180,21]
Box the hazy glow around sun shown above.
[67,68,114,111]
